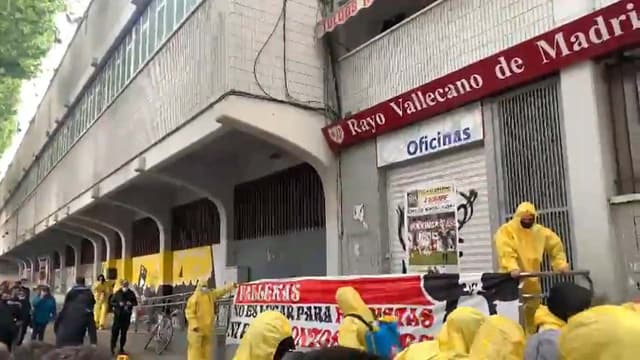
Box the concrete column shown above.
[560,61,627,302]
[58,248,67,293]
[59,224,105,283]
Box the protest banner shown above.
[405,184,459,273]
[225,273,519,349]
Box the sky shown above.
[0,0,91,179]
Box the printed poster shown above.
[405,185,459,274]
[37,257,49,285]
[225,273,519,349]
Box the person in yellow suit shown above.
[394,306,486,360]
[335,286,376,351]
[558,305,640,360]
[494,201,570,335]
[93,275,110,330]
[233,310,296,360]
[468,315,526,359]
[185,281,237,360]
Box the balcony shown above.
[335,0,557,116]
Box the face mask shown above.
[520,220,534,229]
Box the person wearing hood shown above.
[54,295,98,347]
[93,275,110,330]
[185,281,237,360]
[394,307,486,360]
[558,305,640,360]
[335,286,376,352]
[524,282,591,360]
[468,315,525,360]
[494,202,570,334]
[233,310,295,360]
[31,285,57,341]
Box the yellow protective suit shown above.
[185,283,235,360]
[558,305,640,360]
[494,202,569,334]
[335,286,376,351]
[534,305,565,331]
[395,307,486,360]
[93,281,111,329]
[621,301,640,313]
[468,315,525,360]
[233,311,292,360]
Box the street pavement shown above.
[38,325,186,359]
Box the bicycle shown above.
[141,292,191,355]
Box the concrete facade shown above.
[334,0,636,302]
[0,0,339,290]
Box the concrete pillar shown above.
[58,224,105,283]
[560,61,627,302]
[58,248,67,293]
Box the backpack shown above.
[345,314,401,358]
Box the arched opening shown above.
[170,198,220,291]
[80,239,94,264]
[232,163,326,279]
[99,238,107,262]
[114,231,123,259]
[132,217,160,257]
[53,252,61,269]
[64,245,75,267]
[131,217,161,296]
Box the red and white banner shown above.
[225,273,520,348]
[322,0,640,151]
[316,0,376,38]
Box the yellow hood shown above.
[233,311,292,360]
[336,286,375,323]
[394,341,445,360]
[558,305,640,360]
[621,302,640,313]
[508,202,537,228]
[534,305,566,331]
[469,315,525,360]
[440,307,486,356]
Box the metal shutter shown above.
[385,146,493,274]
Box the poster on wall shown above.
[405,185,459,274]
[225,273,519,348]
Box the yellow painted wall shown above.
[101,259,125,281]
[131,253,163,291]
[172,245,214,287]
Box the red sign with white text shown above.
[322,0,640,151]
[316,0,376,37]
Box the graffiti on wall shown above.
[395,189,478,274]
[128,246,216,297]
[172,245,215,294]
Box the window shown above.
[148,2,157,52]
[113,49,123,95]
[79,97,88,132]
[125,31,135,80]
[187,0,199,12]
[175,0,185,25]
[104,60,113,104]
[87,87,95,123]
[95,74,103,115]
[156,0,167,43]
[118,44,127,89]
[166,0,175,34]
[140,9,150,63]
[133,23,141,71]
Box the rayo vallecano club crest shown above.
[327,124,344,144]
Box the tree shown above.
[0,0,65,155]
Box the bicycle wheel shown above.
[143,323,157,350]
[154,316,174,355]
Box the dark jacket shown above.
[64,286,96,312]
[32,294,57,325]
[15,296,31,325]
[0,301,17,346]
[110,288,138,321]
[54,300,97,347]
[5,299,23,323]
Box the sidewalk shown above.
[39,325,186,359]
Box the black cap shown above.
[547,282,592,322]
